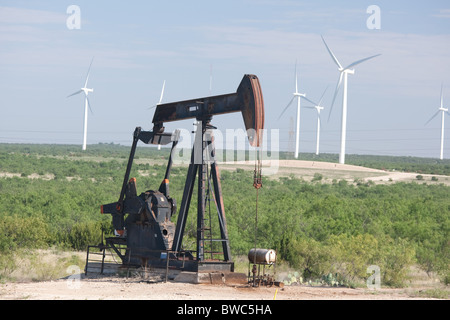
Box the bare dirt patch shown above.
[0,274,441,300]
[220,160,450,185]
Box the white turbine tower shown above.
[321,35,381,164]
[304,87,328,155]
[279,62,310,159]
[425,83,449,160]
[67,57,94,151]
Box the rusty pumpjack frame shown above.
[99,74,264,273]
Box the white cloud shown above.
[185,25,449,68]
[0,6,66,24]
[432,9,450,19]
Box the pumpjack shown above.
[98,74,264,275]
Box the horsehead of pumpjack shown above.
[151,74,264,147]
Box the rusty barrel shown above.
[248,248,276,264]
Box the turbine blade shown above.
[67,90,83,98]
[328,72,343,122]
[425,110,440,125]
[86,96,93,114]
[278,96,296,120]
[440,83,444,109]
[318,86,329,106]
[158,80,166,104]
[84,57,94,88]
[295,60,298,93]
[321,35,343,70]
[344,54,381,70]
[301,96,318,106]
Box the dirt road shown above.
[0,275,439,300]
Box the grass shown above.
[1,248,86,283]
[409,288,449,299]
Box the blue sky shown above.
[1,1,450,158]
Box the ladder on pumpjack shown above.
[199,125,227,261]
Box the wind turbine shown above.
[304,87,328,155]
[278,62,312,159]
[158,80,166,106]
[425,83,449,160]
[67,57,94,151]
[321,35,381,164]
[148,80,166,110]
[157,81,165,150]
[149,80,166,150]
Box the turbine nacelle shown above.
[304,87,328,115]
[82,87,94,95]
[342,68,355,75]
[315,105,324,112]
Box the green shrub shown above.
[377,236,416,287]
[0,215,49,252]
[279,234,416,287]
[279,236,331,280]
[66,221,106,251]
[326,234,379,285]
[0,215,50,281]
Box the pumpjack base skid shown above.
[102,236,234,273]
